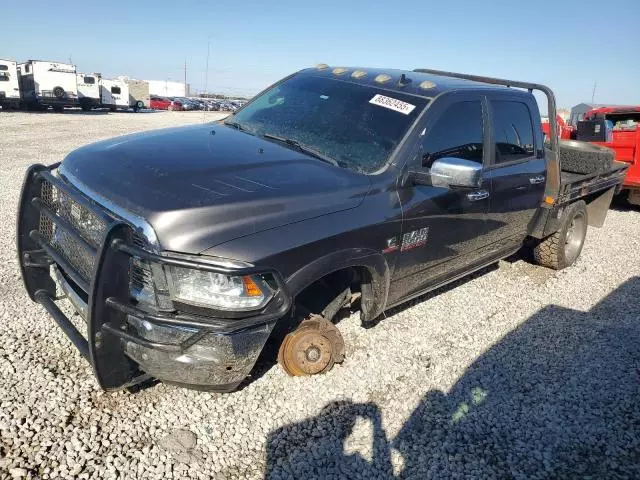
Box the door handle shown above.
[529,175,546,185]
[467,190,490,201]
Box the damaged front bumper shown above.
[17,164,291,391]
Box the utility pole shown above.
[204,36,211,96]
[203,36,211,122]
[591,81,597,103]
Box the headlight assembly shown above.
[130,253,277,313]
[166,266,274,311]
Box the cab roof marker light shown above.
[374,74,391,84]
[351,70,367,79]
[315,63,329,70]
[419,80,437,90]
[332,67,348,75]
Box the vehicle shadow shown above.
[64,109,110,115]
[610,193,640,212]
[14,108,111,115]
[264,277,640,479]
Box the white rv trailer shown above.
[76,73,101,111]
[0,59,20,109]
[117,76,148,111]
[100,78,131,111]
[18,60,78,111]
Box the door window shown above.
[421,101,484,168]
[111,86,121,94]
[491,100,535,164]
[83,76,95,84]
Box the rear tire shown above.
[533,200,588,270]
[559,140,614,175]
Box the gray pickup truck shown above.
[17,66,627,391]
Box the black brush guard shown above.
[17,164,291,391]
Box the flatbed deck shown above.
[558,162,629,205]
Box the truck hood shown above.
[59,123,371,253]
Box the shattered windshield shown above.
[229,74,428,174]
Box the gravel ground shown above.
[1,111,639,479]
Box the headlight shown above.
[166,266,274,311]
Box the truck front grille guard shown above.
[413,68,561,205]
[17,164,291,390]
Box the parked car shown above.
[150,95,171,110]
[189,98,207,110]
[168,98,184,111]
[219,101,235,112]
[176,97,197,110]
[16,66,628,393]
[207,100,221,111]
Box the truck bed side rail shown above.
[413,68,560,204]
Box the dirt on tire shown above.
[533,200,588,270]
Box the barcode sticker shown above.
[369,94,416,115]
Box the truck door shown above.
[389,94,493,305]
[482,97,546,249]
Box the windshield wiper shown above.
[223,120,255,135]
[262,133,343,167]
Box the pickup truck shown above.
[17,66,629,392]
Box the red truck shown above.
[541,115,573,140]
[577,106,640,206]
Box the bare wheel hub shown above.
[278,316,345,376]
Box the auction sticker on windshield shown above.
[369,94,416,115]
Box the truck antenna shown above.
[591,81,597,103]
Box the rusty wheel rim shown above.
[278,317,345,376]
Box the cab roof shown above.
[298,65,511,98]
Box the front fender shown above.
[285,248,390,322]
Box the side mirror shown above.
[412,157,483,188]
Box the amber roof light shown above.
[374,74,391,84]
